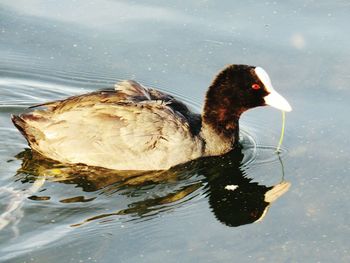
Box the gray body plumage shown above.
[12,81,217,170]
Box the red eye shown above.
[251,83,261,90]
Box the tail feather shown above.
[11,114,43,147]
[11,115,27,138]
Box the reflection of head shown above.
[200,146,283,227]
[208,181,271,227]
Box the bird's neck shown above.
[200,121,237,156]
[200,86,243,156]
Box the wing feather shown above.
[28,80,151,111]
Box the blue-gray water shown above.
[1,1,349,262]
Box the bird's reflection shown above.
[15,145,290,227]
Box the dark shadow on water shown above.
[14,146,290,228]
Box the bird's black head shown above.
[202,64,291,139]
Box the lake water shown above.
[1,1,349,262]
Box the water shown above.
[1,0,349,262]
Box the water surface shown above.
[0,1,349,262]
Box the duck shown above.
[11,64,292,171]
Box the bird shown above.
[11,64,292,171]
